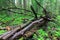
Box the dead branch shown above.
[9,18,45,40]
[0,21,32,40]
[31,5,38,19]
[0,27,21,40]
[0,7,34,17]
[0,7,32,13]
[0,17,51,40]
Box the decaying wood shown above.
[0,31,11,39]
[0,21,32,40]
[23,26,38,38]
[0,17,51,40]
[0,27,21,40]
[9,18,45,40]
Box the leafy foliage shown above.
[0,0,60,40]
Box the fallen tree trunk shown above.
[9,18,45,40]
[0,21,32,40]
[0,27,21,40]
[0,17,50,40]
[0,31,11,39]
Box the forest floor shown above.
[0,14,60,40]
